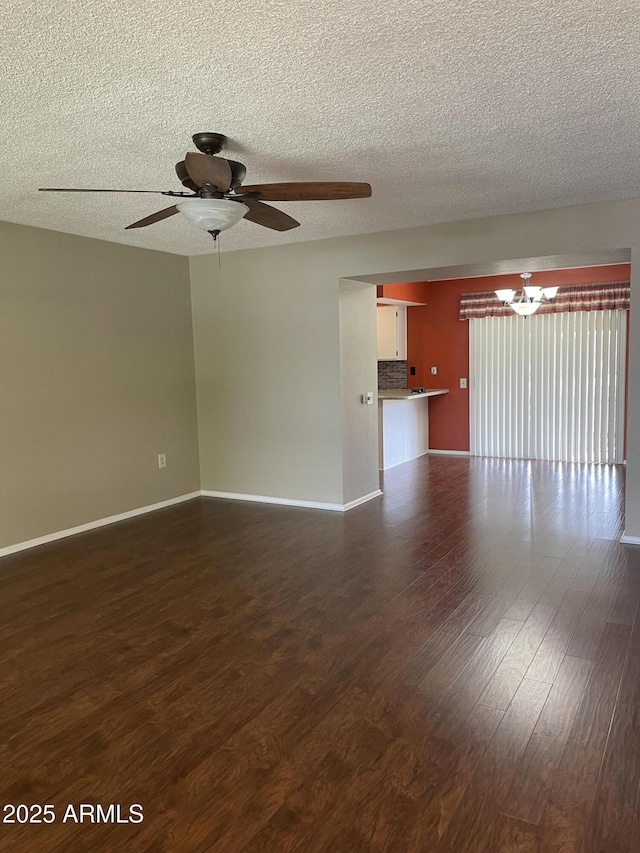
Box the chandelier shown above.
[495,273,559,316]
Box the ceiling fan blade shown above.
[125,205,179,230]
[184,152,232,191]
[234,182,372,202]
[239,199,300,231]
[39,187,174,194]
[175,161,199,192]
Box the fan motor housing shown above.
[192,133,227,155]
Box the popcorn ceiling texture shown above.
[2,0,640,256]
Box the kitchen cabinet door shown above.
[377,306,407,360]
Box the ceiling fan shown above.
[39,132,373,241]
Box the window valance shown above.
[459,281,630,320]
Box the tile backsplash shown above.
[378,360,407,390]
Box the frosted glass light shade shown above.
[495,289,516,303]
[510,301,541,316]
[542,286,559,300]
[524,285,543,301]
[176,198,248,232]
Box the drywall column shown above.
[338,280,380,505]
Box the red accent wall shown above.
[383,265,630,452]
[377,282,428,303]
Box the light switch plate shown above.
[460,378,468,389]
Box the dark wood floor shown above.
[1,457,640,852]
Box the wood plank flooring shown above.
[0,456,639,851]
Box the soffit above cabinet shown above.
[376,297,426,307]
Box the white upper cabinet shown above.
[377,305,407,360]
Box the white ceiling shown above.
[2,0,640,256]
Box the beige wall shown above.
[0,221,199,550]
[190,198,640,536]
[189,246,344,504]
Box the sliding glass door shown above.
[469,310,627,463]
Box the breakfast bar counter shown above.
[378,389,448,469]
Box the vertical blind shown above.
[469,310,627,463]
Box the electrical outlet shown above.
[361,391,374,405]
[460,378,468,389]
[431,366,437,375]
[410,366,416,376]
[158,453,167,469]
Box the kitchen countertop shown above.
[378,388,449,400]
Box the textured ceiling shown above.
[2,0,640,255]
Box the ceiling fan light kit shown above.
[496,272,558,317]
[38,133,372,243]
[176,198,249,235]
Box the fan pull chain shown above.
[208,229,222,271]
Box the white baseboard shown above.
[343,490,383,510]
[0,492,201,559]
[201,489,382,512]
[380,450,470,467]
[620,532,640,545]
[201,489,344,511]
[380,459,411,471]
[380,450,431,471]
[0,485,384,560]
